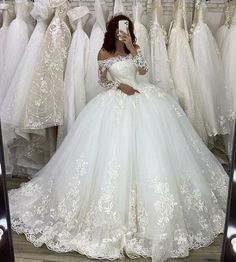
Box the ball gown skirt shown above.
[9,54,228,262]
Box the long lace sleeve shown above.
[132,48,149,75]
[98,60,120,90]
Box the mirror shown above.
[0,0,236,261]
[0,122,14,262]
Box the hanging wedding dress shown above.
[191,0,230,137]
[57,6,91,144]
[133,0,150,81]
[0,3,14,72]
[9,47,228,261]
[0,0,32,106]
[85,0,109,102]
[168,0,206,141]
[2,0,71,176]
[216,2,231,50]
[149,0,175,97]
[222,4,236,157]
[1,0,53,174]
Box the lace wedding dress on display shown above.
[0,3,14,72]
[0,0,32,106]
[133,0,150,82]
[9,48,228,262]
[2,0,71,176]
[222,5,236,157]
[191,0,230,137]
[57,6,91,145]
[149,0,176,97]
[216,2,231,50]
[168,0,206,141]
[85,0,109,102]
[1,0,54,175]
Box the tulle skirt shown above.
[191,23,231,136]
[9,84,228,262]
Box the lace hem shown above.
[11,216,225,262]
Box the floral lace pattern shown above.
[98,48,148,90]
[23,2,71,129]
[9,43,228,262]
[132,48,149,74]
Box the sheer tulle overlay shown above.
[9,53,228,262]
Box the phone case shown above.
[118,20,129,40]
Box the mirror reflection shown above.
[0,0,235,261]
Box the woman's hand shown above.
[119,30,137,56]
[118,83,140,96]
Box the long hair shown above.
[102,15,136,54]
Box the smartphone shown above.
[118,20,129,40]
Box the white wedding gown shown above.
[9,48,228,262]
[222,7,236,157]
[149,0,175,97]
[133,0,150,82]
[1,0,53,174]
[0,3,14,73]
[85,0,109,102]
[216,2,231,50]
[168,0,206,141]
[58,6,91,144]
[0,0,31,107]
[191,0,230,137]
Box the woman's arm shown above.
[97,49,140,95]
[131,46,149,75]
[119,31,149,75]
[97,49,121,90]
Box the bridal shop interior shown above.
[0,0,236,261]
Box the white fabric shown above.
[191,1,230,137]
[1,0,52,129]
[0,0,53,174]
[9,51,228,262]
[133,1,150,82]
[149,0,176,97]
[0,0,31,107]
[113,0,125,15]
[222,8,236,157]
[0,3,14,73]
[168,0,207,141]
[216,25,229,51]
[85,0,108,102]
[216,2,231,50]
[57,6,90,144]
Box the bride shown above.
[8,15,228,262]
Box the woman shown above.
[9,15,228,262]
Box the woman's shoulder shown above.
[98,48,111,61]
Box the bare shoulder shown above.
[98,48,111,61]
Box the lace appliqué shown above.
[132,48,149,74]
[23,2,71,129]
[98,60,120,90]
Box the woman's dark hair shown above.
[102,15,136,54]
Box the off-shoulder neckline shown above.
[98,53,133,64]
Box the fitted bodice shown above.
[94,0,108,32]
[15,0,31,21]
[133,1,144,24]
[194,0,206,25]
[106,55,138,85]
[67,6,90,31]
[232,6,236,25]
[151,0,163,27]
[173,0,184,28]
[0,4,14,27]
[30,0,53,24]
